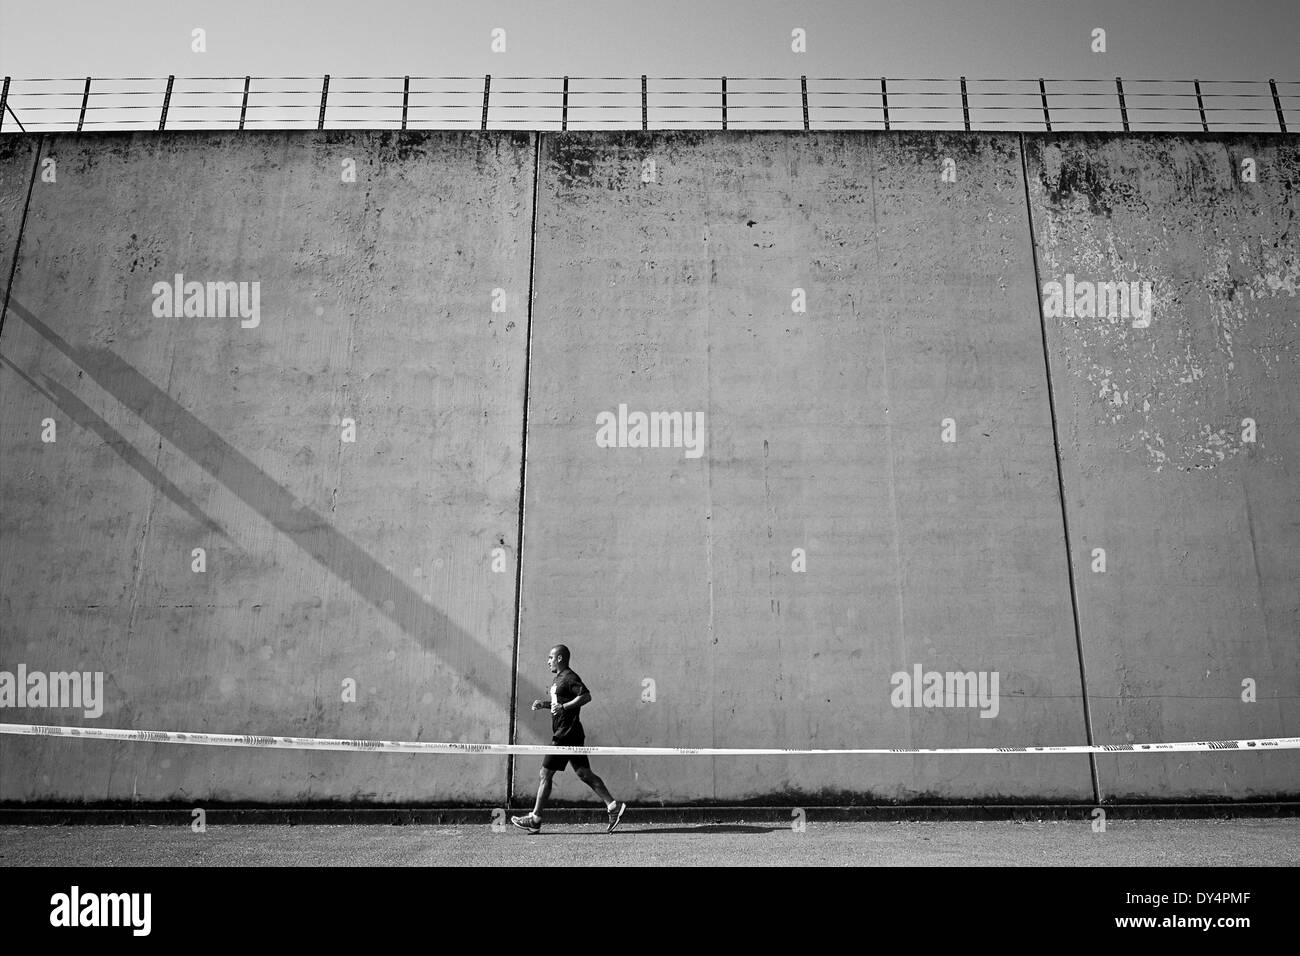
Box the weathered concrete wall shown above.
[0,131,534,802]
[519,132,1091,804]
[0,138,37,285]
[1,129,1295,805]
[1025,134,1300,798]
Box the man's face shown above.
[547,648,560,673]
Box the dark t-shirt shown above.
[550,667,588,742]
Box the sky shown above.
[1,1,1297,131]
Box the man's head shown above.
[547,645,570,673]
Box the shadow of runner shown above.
[518,824,783,835]
[616,825,783,834]
[3,297,549,722]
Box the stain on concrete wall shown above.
[0,137,38,281]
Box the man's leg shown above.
[512,765,556,833]
[575,763,627,831]
[532,766,555,818]
[574,766,614,806]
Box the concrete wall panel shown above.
[519,132,1091,804]
[0,131,534,802]
[1026,134,1300,798]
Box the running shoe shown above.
[511,814,541,834]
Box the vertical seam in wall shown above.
[702,134,717,800]
[1019,132,1102,804]
[0,135,44,344]
[505,130,542,808]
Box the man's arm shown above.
[548,692,591,714]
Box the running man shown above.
[512,645,627,834]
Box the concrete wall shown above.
[1025,135,1300,798]
[1,132,534,803]
[0,130,1295,804]
[0,137,37,286]
[520,132,1089,804]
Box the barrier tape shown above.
[2,724,1297,756]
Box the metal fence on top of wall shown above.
[1,74,1296,134]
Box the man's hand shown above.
[551,700,564,716]
[531,699,547,711]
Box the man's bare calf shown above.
[531,765,615,819]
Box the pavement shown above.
[2,819,1297,866]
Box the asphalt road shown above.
[2,819,1297,866]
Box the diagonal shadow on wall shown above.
[0,353,227,538]
[3,297,549,732]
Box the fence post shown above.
[159,74,174,131]
[801,75,809,131]
[960,75,970,131]
[881,77,890,131]
[1271,79,1287,133]
[721,76,727,130]
[1039,78,1051,132]
[0,77,8,133]
[1116,76,1129,132]
[562,75,569,131]
[641,75,647,130]
[1194,79,1207,132]
[239,76,250,129]
[402,76,409,130]
[318,74,330,130]
[482,75,490,130]
[78,76,91,132]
